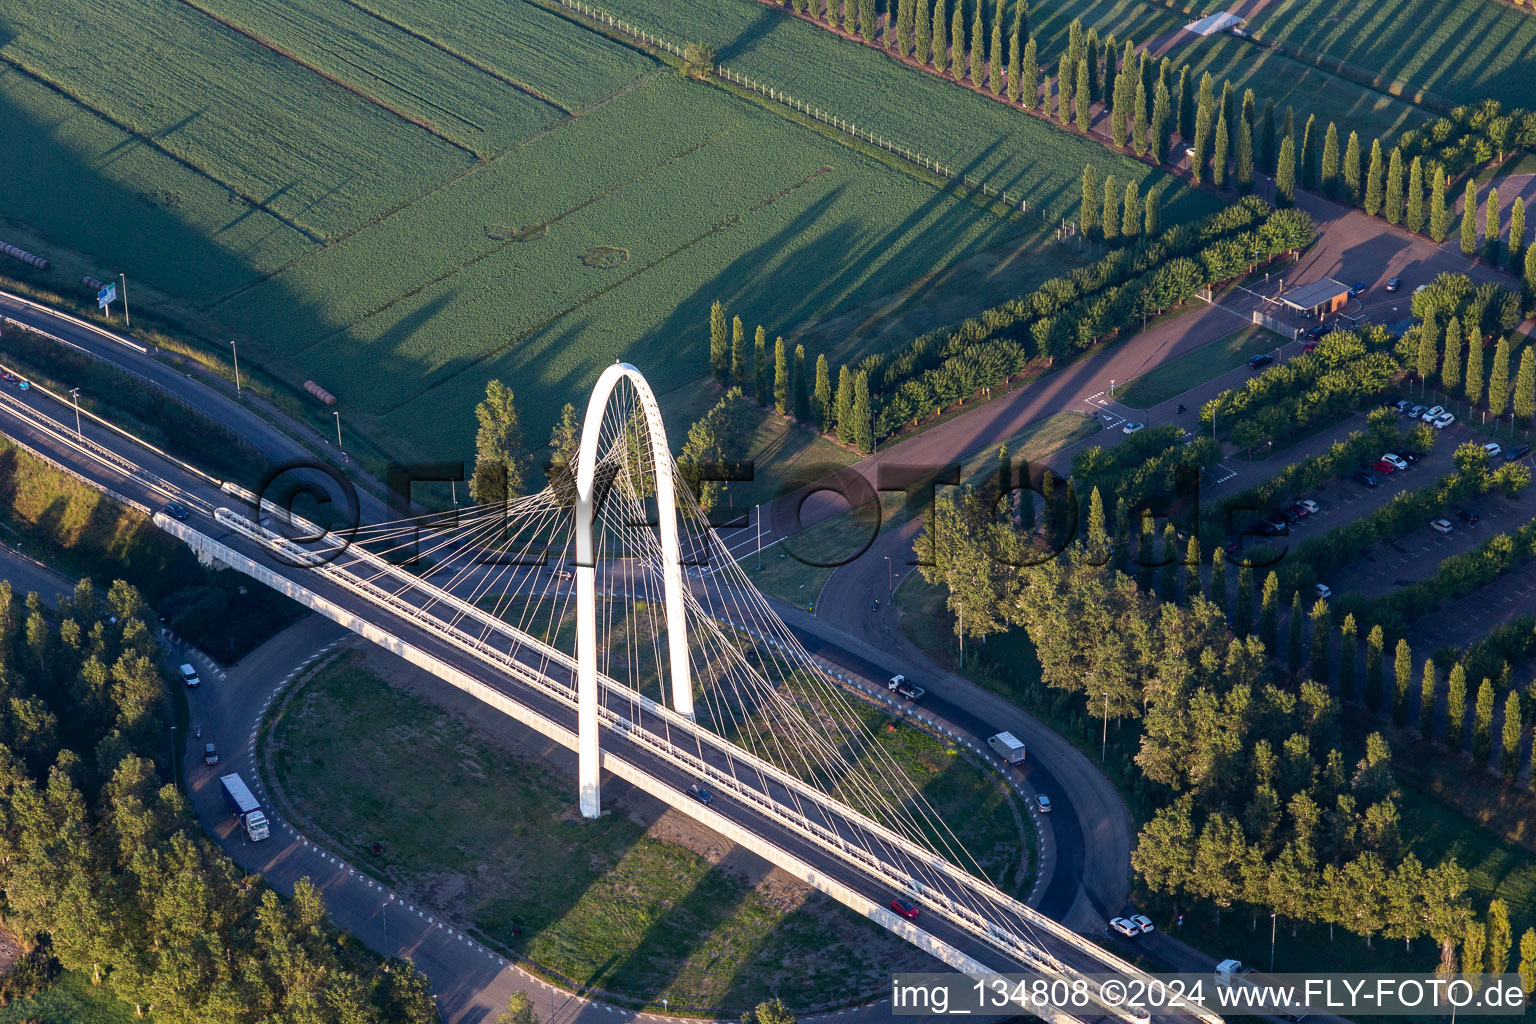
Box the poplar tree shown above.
[1234,563,1254,637]
[1393,638,1412,726]
[1300,113,1316,189]
[1475,677,1496,762]
[1132,74,1149,156]
[1110,62,1130,147]
[1213,112,1229,189]
[1320,121,1340,198]
[931,0,948,69]
[1406,156,1425,234]
[1122,180,1140,238]
[1259,98,1276,173]
[1103,34,1118,114]
[1185,537,1204,603]
[851,371,873,453]
[1384,147,1404,224]
[792,344,809,420]
[950,0,965,75]
[1057,54,1073,124]
[1176,67,1191,141]
[1151,77,1171,161]
[1338,613,1358,703]
[812,351,830,428]
[1415,321,1439,381]
[1489,336,1512,417]
[861,0,877,40]
[1136,512,1155,593]
[1485,185,1503,264]
[990,0,1005,93]
[1276,133,1296,206]
[1462,180,1479,255]
[773,336,789,414]
[1509,197,1527,272]
[1466,328,1485,406]
[1365,624,1385,712]
[834,364,855,442]
[709,300,729,379]
[1005,18,1021,101]
[1076,57,1093,131]
[1080,164,1100,236]
[915,0,932,63]
[1021,37,1037,108]
[1160,523,1180,601]
[1501,690,1523,779]
[1014,0,1027,42]
[730,315,747,385]
[1343,130,1362,204]
[1514,346,1535,422]
[1309,598,1331,685]
[1364,138,1384,216]
[1430,164,1449,241]
[1446,664,1468,750]
[970,0,985,87]
[1259,571,1279,652]
[1442,318,1463,392]
[1042,75,1054,121]
[896,0,912,54]
[1489,899,1514,974]
[1101,173,1119,240]
[1288,591,1305,674]
[1209,547,1228,611]
[1143,184,1160,235]
[1084,29,1101,102]
[753,325,768,402]
[1420,658,1438,741]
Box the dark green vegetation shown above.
[0,436,300,659]
[1115,325,1277,408]
[0,970,138,1024]
[268,649,1029,1012]
[0,579,436,1022]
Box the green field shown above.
[269,649,1028,1012]
[1116,324,1279,408]
[1248,0,1536,112]
[0,972,138,1024]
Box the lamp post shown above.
[755,504,762,570]
[119,273,130,328]
[169,723,177,789]
[1101,691,1109,763]
[334,410,343,449]
[884,555,892,597]
[1270,911,1277,972]
[230,341,242,393]
[68,387,82,438]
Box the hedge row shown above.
[1396,100,1536,179]
[865,198,1315,437]
[1071,426,1222,515]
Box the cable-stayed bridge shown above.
[0,362,1220,1024]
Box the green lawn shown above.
[268,650,1027,1012]
[1116,325,1280,409]
[0,972,138,1024]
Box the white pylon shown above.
[572,363,694,818]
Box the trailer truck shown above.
[220,773,271,841]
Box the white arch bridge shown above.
[0,362,1219,1024]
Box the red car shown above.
[1373,459,1397,474]
[890,897,919,921]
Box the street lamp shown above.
[755,503,762,571]
[1270,911,1278,972]
[1101,691,1109,763]
[119,273,130,328]
[230,341,242,393]
[68,387,81,438]
[333,410,343,449]
[884,555,892,597]
[170,723,177,789]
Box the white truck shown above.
[220,773,271,842]
[888,674,925,701]
[988,731,1027,764]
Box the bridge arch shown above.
[573,362,692,817]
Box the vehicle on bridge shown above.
[220,773,271,841]
[888,674,925,701]
[987,732,1027,764]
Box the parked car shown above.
[1373,459,1397,474]
[1260,515,1290,534]
[1421,405,1445,422]
[1305,323,1329,340]
[178,663,201,688]
[1506,444,1532,461]
[203,743,219,765]
[1430,518,1454,535]
[1381,453,1408,470]
[1406,404,1427,420]
[1457,510,1481,524]
[891,898,920,921]
[1248,353,1275,369]
[1280,507,1302,525]
[1110,917,1140,938]
[1484,442,1503,457]
[1129,914,1156,934]
[1297,499,1320,515]
[1315,583,1333,599]
[1122,421,1145,434]
[1286,502,1312,520]
[1035,794,1052,813]
[1385,277,1402,292]
[1349,282,1367,297]
[163,502,191,521]
[1433,412,1455,429]
[686,783,714,805]
[1400,451,1419,464]
[1353,471,1380,488]
[1301,337,1320,352]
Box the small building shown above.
[1279,278,1350,318]
[1183,11,1243,35]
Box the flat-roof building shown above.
[1279,278,1350,317]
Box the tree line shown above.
[1406,273,1533,422]
[0,578,440,1021]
